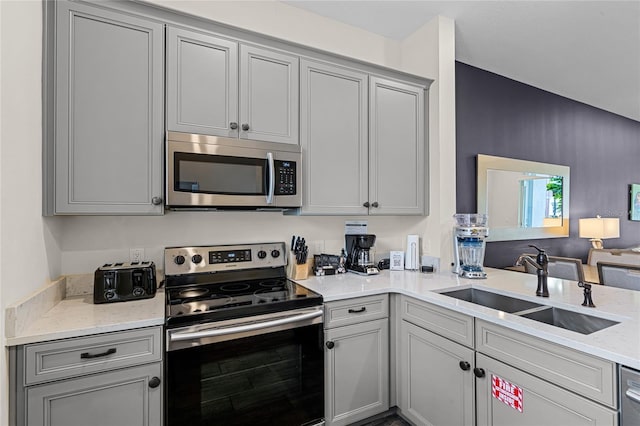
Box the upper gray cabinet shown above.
[47,1,165,215]
[299,60,369,215]
[167,27,299,145]
[299,61,427,215]
[369,77,426,215]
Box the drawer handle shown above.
[149,376,161,388]
[80,348,117,359]
[348,307,367,314]
[473,367,486,378]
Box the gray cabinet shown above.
[167,27,299,145]
[324,295,389,425]
[166,27,238,137]
[369,77,426,215]
[14,327,163,426]
[299,59,369,215]
[476,353,616,426]
[26,363,162,426]
[299,62,426,215]
[48,1,164,215]
[397,296,618,426]
[397,296,474,426]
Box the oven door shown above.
[166,132,301,209]
[165,307,324,426]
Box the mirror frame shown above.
[477,154,570,242]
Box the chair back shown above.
[520,254,584,282]
[597,262,640,290]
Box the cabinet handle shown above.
[473,367,486,378]
[459,361,471,371]
[241,123,250,131]
[151,196,163,206]
[363,202,370,208]
[80,348,116,359]
[326,341,335,349]
[371,202,379,208]
[148,376,161,388]
[348,307,366,314]
[230,122,238,130]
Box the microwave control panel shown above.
[275,160,296,195]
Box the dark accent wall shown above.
[455,62,640,268]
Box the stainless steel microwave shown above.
[166,132,301,210]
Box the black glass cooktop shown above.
[165,272,322,326]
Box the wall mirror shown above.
[477,154,570,242]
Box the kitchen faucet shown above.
[515,245,549,297]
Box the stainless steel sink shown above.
[439,288,544,313]
[439,288,619,335]
[520,307,619,335]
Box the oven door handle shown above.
[169,309,323,342]
[265,152,275,205]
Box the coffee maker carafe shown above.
[452,213,489,279]
[345,234,380,275]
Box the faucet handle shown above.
[578,281,596,308]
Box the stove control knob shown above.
[271,249,281,258]
[192,254,203,264]
[174,255,186,265]
[257,250,267,259]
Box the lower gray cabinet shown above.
[476,353,617,426]
[26,363,162,426]
[397,296,618,426]
[13,327,163,426]
[324,295,389,426]
[398,320,474,426]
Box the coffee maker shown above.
[452,213,489,279]
[345,234,380,275]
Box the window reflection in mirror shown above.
[478,155,570,242]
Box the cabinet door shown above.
[398,320,474,426]
[476,353,617,426]
[369,77,425,215]
[325,319,389,426]
[26,363,162,426]
[54,1,164,214]
[240,45,299,145]
[166,26,238,137]
[299,59,368,215]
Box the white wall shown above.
[0,1,457,422]
[1,1,64,424]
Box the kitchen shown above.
[1,1,640,425]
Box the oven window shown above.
[166,324,324,426]
[174,152,266,195]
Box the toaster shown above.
[93,261,157,304]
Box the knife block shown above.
[288,252,309,280]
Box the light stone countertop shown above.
[5,289,165,347]
[6,268,640,371]
[298,267,640,370]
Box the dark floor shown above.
[358,414,412,426]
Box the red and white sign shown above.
[492,374,523,413]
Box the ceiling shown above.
[283,1,640,122]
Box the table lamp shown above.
[578,216,620,249]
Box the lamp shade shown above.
[579,217,620,239]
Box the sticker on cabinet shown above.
[492,374,523,412]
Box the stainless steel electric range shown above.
[164,242,324,426]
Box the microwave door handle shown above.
[266,152,275,204]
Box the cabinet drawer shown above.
[476,319,616,408]
[24,327,162,385]
[400,296,474,347]
[325,294,388,329]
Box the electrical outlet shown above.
[130,248,145,263]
